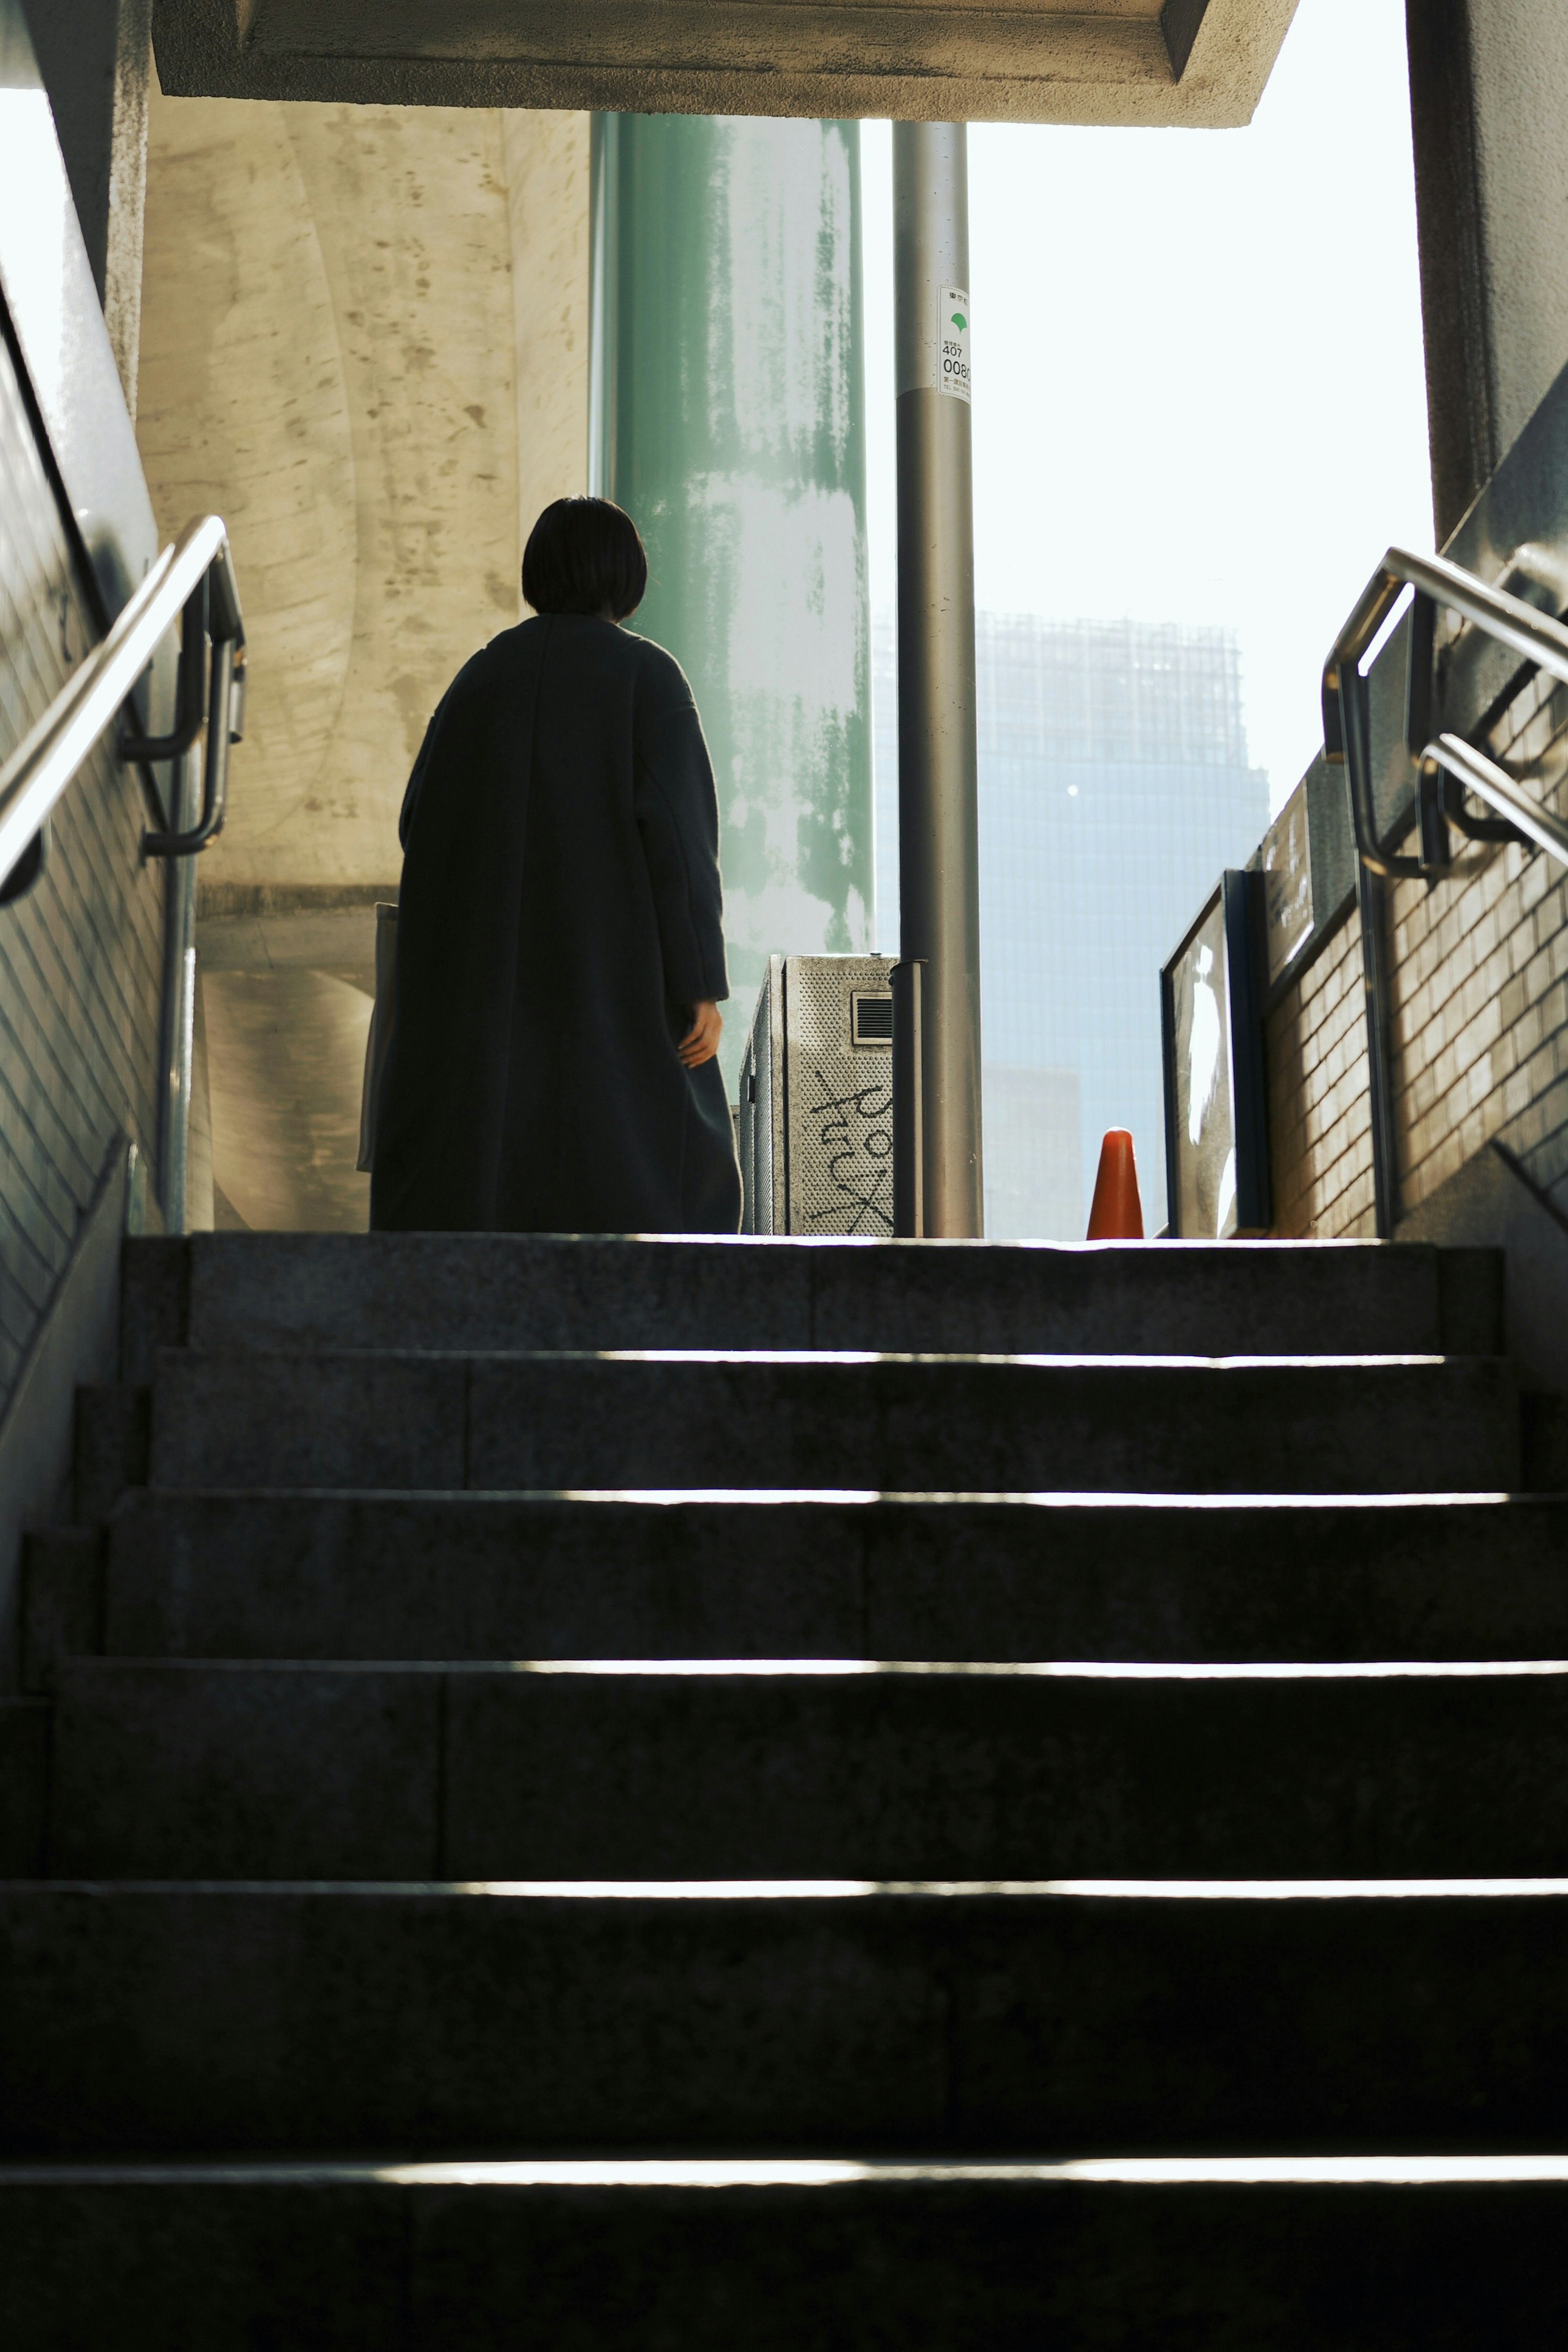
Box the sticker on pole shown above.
[938,288,970,403]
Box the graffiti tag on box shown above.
[804,1066,894,1233]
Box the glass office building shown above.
[873,611,1269,1236]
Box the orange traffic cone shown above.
[1086,1129,1144,1240]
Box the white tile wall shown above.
[0,316,164,1399]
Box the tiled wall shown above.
[0,319,165,1404]
[1266,906,1375,1239]
[1266,669,1568,1238]
[1390,671,1568,1217]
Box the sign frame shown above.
[1160,868,1272,1240]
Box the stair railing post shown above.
[157,737,200,1234]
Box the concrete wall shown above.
[20,0,152,416]
[1466,0,1568,486]
[136,89,590,900]
[150,0,1301,131]
[1408,0,1568,539]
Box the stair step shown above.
[0,1704,46,1876]
[45,1659,1568,1881]
[6,2158,1568,2350]
[146,1351,1521,1495]
[124,1231,1501,1367]
[91,1490,1568,1664]
[4,1882,1568,2157]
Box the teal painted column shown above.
[589,114,873,1097]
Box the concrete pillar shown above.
[1406,0,1568,540]
[589,114,873,1097]
[134,98,590,1228]
[21,0,151,415]
[138,95,589,898]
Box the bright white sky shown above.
[861,0,1434,812]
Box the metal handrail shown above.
[1323,544,1568,882]
[144,632,243,858]
[1419,732,1568,870]
[119,575,209,766]
[0,513,244,891]
[1321,543,1568,1238]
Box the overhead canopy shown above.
[152,0,1299,126]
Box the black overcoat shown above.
[370,614,742,1235]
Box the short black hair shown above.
[522,497,648,620]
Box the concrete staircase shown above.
[6,1231,1568,2345]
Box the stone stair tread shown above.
[146,1348,1521,1495]
[122,1231,1501,1369]
[42,1656,1568,1881]
[89,1489,1568,1663]
[5,1878,1568,2157]
[7,2151,1568,2350]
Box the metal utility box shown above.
[737,955,895,1234]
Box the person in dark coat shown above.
[370,497,742,1235]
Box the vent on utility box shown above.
[851,992,894,1046]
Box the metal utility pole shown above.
[893,120,983,1238]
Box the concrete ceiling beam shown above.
[150,0,1300,127]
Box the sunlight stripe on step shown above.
[5,2155,1568,2189]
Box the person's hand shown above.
[679,1001,723,1068]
